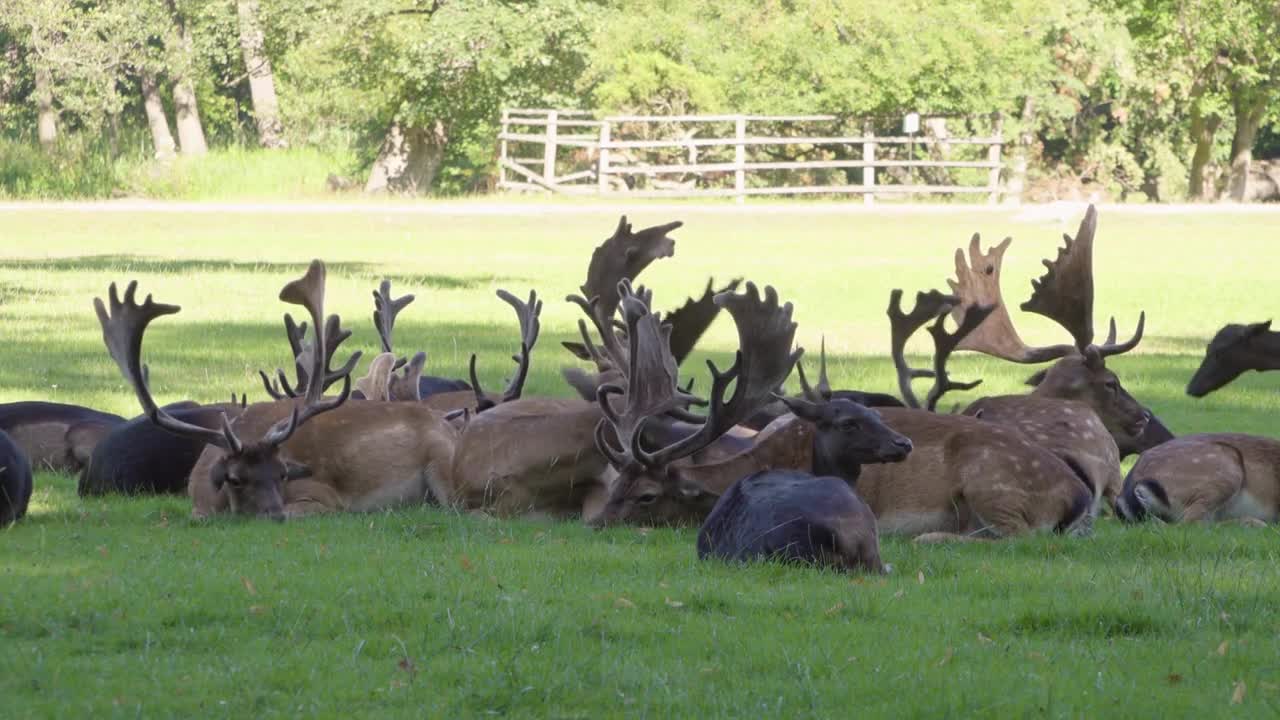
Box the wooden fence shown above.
[497,109,1010,203]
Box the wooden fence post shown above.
[543,110,558,188]
[597,119,611,195]
[498,109,509,189]
[987,112,1003,204]
[734,115,746,203]
[863,120,876,206]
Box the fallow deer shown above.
[0,401,125,474]
[77,398,248,497]
[0,429,33,525]
[1118,434,1280,525]
[97,262,458,520]
[848,289,1098,541]
[1186,321,1280,397]
[945,206,1172,459]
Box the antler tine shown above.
[579,216,679,320]
[567,292,628,372]
[888,288,958,409]
[468,354,492,412]
[923,304,995,411]
[259,370,286,400]
[94,281,239,451]
[373,279,415,354]
[639,282,803,469]
[1020,204,1098,351]
[319,314,362,391]
[496,288,542,402]
[1096,311,1145,358]
[264,260,357,447]
[794,335,832,402]
[665,276,743,366]
[948,233,1077,364]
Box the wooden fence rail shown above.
[497,109,1010,204]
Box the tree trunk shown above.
[364,120,447,195]
[1226,90,1266,202]
[236,0,286,148]
[1187,103,1221,201]
[166,0,208,156]
[33,62,57,151]
[1004,97,1035,205]
[140,70,177,161]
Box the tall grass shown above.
[0,136,118,199]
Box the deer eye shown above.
[225,474,243,487]
[1105,380,1119,393]
[635,492,659,505]
[837,418,860,431]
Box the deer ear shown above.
[1247,320,1272,337]
[284,461,313,481]
[1024,369,1049,387]
[778,394,822,422]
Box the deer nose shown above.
[894,437,913,453]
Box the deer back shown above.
[1120,433,1280,524]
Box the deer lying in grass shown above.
[0,429,33,525]
[0,402,125,474]
[98,262,459,520]
[1186,320,1280,397]
[945,206,1172,460]
[78,398,248,496]
[1118,434,1280,525]
[847,289,1097,542]
[441,219,684,518]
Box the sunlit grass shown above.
[1,205,1279,716]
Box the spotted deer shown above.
[1118,434,1280,526]
[845,289,1097,542]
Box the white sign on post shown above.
[903,112,920,134]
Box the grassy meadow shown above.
[1,203,1279,716]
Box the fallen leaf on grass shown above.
[96,546,108,557]
[977,633,993,645]
[241,577,257,596]
[825,602,845,616]
[398,657,417,677]
[458,554,474,573]
[1232,680,1247,705]
[247,605,267,615]
[614,597,635,609]
[1217,641,1229,657]
[893,590,905,600]
[937,648,954,667]
[664,598,684,609]
[1167,673,1183,686]
[917,571,925,585]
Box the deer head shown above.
[587,280,802,527]
[777,395,912,477]
[946,205,1157,450]
[1187,321,1277,397]
[96,260,359,520]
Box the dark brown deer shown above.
[0,402,125,474]
[945,206,1172,464]
[847,288,1098,542]
[98,262,458,520]
[1186,321,1280,397]
[1118,434,1280,525]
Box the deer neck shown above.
[1250,331,1280,370]
[812,446,861,484]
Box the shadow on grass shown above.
[0,254,528,291]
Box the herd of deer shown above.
[1,207,1278,572]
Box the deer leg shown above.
[283,479,346,517]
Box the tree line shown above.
[1,0,1276,200]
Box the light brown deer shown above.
[1118,434,1280,525]
[97,262,458,520]
[849,289,1098,542]
[945,205,1170,461]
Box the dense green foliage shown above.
[1,207,1279,715]
[0,1,1277,198]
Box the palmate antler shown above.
[258,314,309,399]
[664,277,743,366]
[948,205,1145,363]
[595,280,802,472]
[888,289,994,411]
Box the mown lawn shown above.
[1,203,1279,717]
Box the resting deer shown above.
[97,262,457,520]
[926,208,1173,511]
[0,401,125,474]
[0,429,33,525]
[848,289,1097,542]
[1118,434,1280,525]
[1186,321,1280,397]
[441,218,683,518]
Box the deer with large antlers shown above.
[841,288,1098,541]
[98,261,458,520]
[946,206,1173,460]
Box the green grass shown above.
[2,205,1280,717]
